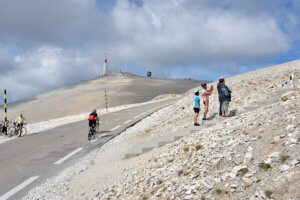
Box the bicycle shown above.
[8,121,27,137]
[0,121,4,134]
[88,122,99,141]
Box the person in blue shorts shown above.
[193,90,201,126]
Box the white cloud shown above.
[0,47,98,101]
[0,0,298,101]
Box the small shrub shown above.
[168,158,174,163]
[259,163,272,171]
[265,190,273,198]
[156,179,163,185]
[279,154,289,163]
[183,146,190,152]
[195,144,203,151]
[238,168,249,176]
[142,196,148,200]
[215,188,222,195]
[177,169,184,176]
[200,196,206,200]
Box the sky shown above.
[0,0,299,102]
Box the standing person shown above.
[15,113,26,137]
[201,83,213,120]
[193,90,201,126]
[217,77,231,117]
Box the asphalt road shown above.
[0,98,176,200]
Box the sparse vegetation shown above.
[265,190,273,198]
[195,144,202,151]
[142,196,148,200]
[259,163,272,170]
[156,179,163,185]
[183,146,190,152]
[238,168,249,176]
[177,169,184,176]
[279,154,290,163]
[215,188,222,195]
[200,196,206,200]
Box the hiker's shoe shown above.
[202,117,207,120]
[194,123,200,126]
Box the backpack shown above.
[88,114,95,121]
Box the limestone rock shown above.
[281,91,298,101]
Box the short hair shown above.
[201,83,207,87]
[219,78,225,83]
[195,91,199,96]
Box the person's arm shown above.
[207,86,214,95]
[225,85,231,94]
[221,86,229,96]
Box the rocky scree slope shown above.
[96,62,300,200]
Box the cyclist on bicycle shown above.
[15,113,26,136]
[88,109,99,129]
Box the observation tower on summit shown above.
[103,54,110,76]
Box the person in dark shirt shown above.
[88,109,99,128]
[217,77,232,117]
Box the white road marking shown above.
[124,120,131,124]
[100,133,108,138]
[134,115,140,119]
[54,147,83,165]
[0,176,40,200]
[110,125,120,131]
[90,138,97,143]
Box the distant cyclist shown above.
[15,113,26,136]
[88,109,99,129]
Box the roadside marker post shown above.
[104,90,108,112]
[3,89,7,135]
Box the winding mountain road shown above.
[0,98,177,200]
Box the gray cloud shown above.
[0,0,299,101]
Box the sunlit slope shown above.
[7,74,206,123]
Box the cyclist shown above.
[15,113,26,136]
[88,109,99,130]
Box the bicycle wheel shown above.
[88,130,92,141]
[95,123,99,133]
[19,127,27,137]
[0,121,3,134]
[8,127,17,137]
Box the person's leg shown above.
[221,101,225,117]
[222,101,229,116]
[19,123,23,137]
[219,101,223,116]
[225,101,230,116]
[203,100,208,119]
[194,112,199,123]
[193,108,200,125]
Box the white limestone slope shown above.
[22,60,300,200]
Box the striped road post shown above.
[104,90,108,112]
[3,89,7,135]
